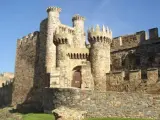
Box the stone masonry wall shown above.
[111,28,160,71]
[0,82,13,107]
[81,63,94,90]
[12,32,39,105]
[106,69,160,93]
[43,88,160,119]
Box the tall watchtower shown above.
[72,14,85,48]
[88,25,112,91]
[46,7,61,73]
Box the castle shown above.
[12,6,160,119]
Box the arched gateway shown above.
[71,66,82,88]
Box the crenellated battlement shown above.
[54,25,74,45]
[68,48,89,59]
[46,6,62,13]
[111,27,160,52]
[106,68,160,92]
[17,31,39,46]
[58,24,75,35]
[72,14,85,22]
[68,53,89,59]
[88,25,112,44]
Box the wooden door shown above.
[72,71,82,88]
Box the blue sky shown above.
[0,0,160,73]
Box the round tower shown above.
[46,6,61,73]
[54,29,70,67]
[88,25,112,91]
[72,14,85,48]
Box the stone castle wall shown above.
[106,68,160,93]
[111,28,159,52]
[43,88,160,119]
[0,81,13,107]
[111,28,160,71]
[12,32,39,105]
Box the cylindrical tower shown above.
[72,14,85,48]
[54,29,71,87]
[54,30,70,67]
[46,6,61,73]
[88,25,112,91]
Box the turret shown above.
[54,28,71,67]
[88,25,112,91]
[45,6,61,73]
[72,14,85,48]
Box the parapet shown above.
[72,14,85,22]
[68,48,89,59]
[0,79,13,88]
[111,32,144,52]
[106,68,159,91]
[46,6,62,13]
[111,27,160,52]
[17,31,39,46]
[88,25,112,44]
[149,28,159,40]
[111,37,122,48]
[54,24,74,45]
[59,24,74,35]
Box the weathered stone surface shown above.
[44,88,160,119]
[11,5,160,119]
[52,106,87,120]
[12,31,41,106]
[0,82,12,107]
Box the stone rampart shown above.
[106,68,160,92]
[12,31,39,106]
[111,28,160,52]
[43,88,160,119]
[0,80,13,107]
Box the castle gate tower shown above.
[54,29,70,67]
[88,25,112,91]
[72,14,85,48]
[46,7,61,73]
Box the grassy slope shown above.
[23,113,54,120]
[0,108,153,120]
[22,114,152,120]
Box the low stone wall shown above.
[43,88,160,119]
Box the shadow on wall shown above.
[12,18,49,114]
[0,82,13,108]
[111,28,160,72]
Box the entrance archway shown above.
[71,66,82,88]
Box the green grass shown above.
[22,113,54,120]
[87,118,152,120]
[22,113,152,120]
